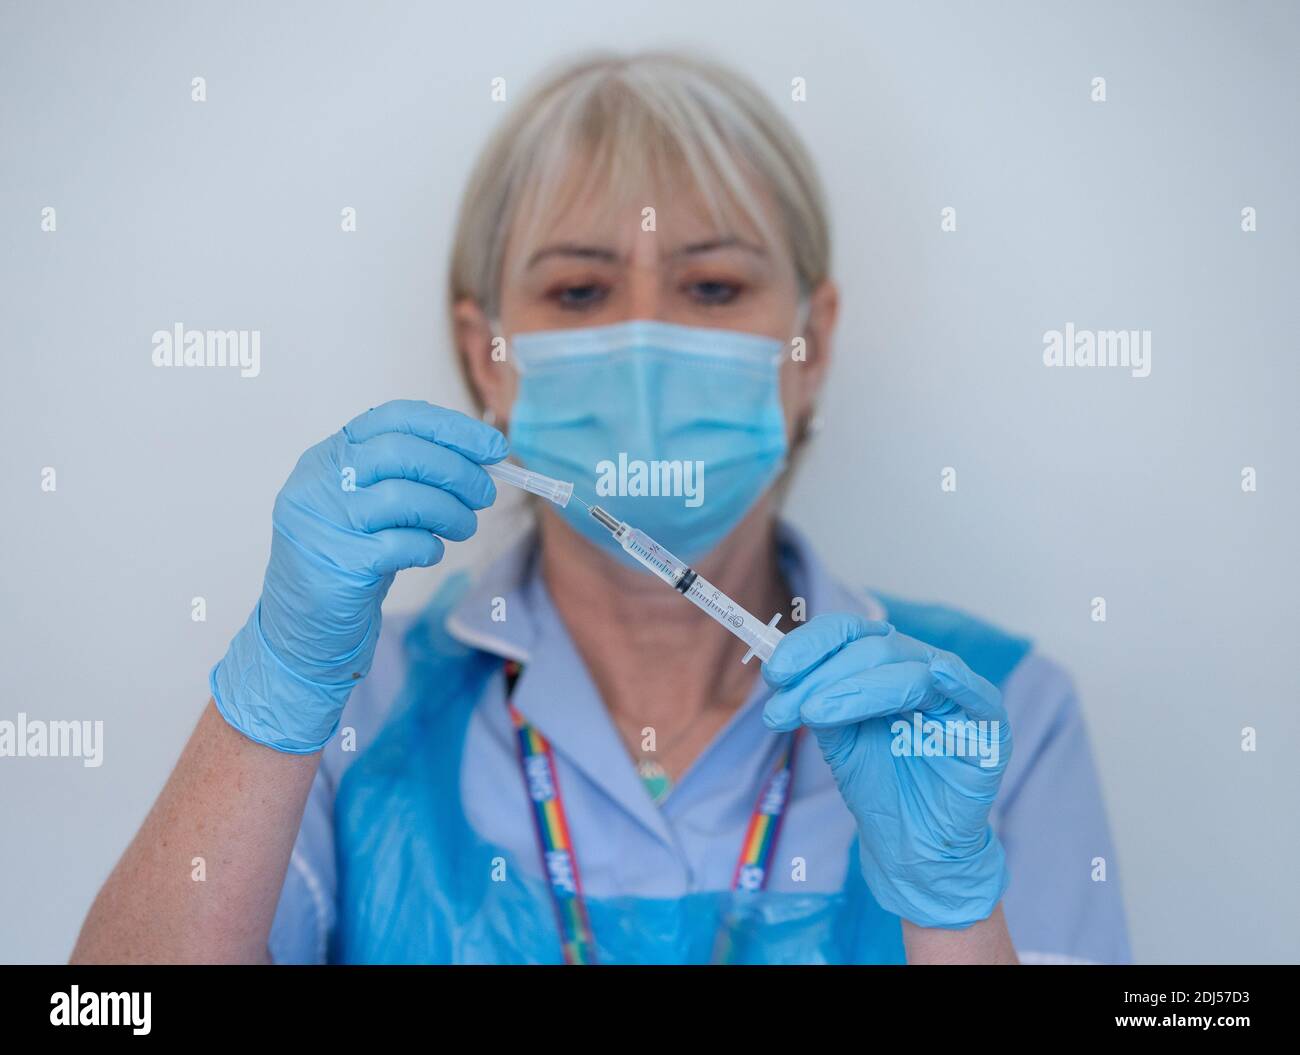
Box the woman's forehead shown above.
[504,162,778,268]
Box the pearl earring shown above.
[803,409,824,440]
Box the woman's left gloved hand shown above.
[762,613,1013,929]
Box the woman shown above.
[72,52,1129,965]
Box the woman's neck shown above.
[538,498,791,779]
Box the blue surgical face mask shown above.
[502,315,802,563]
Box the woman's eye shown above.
[686,280,742,305]
[551,284,609,309]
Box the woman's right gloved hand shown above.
[210,400,507,753]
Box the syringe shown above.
[587,505,785,664]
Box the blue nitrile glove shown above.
[762,614,1013,929]
[211,400,506,753]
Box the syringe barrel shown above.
[678,569,785,664]
[617,525,689,588]
[615,522,785,664]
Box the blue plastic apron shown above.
[329,575,1032,964]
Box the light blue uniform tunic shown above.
[268,522,1131,964]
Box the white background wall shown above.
[2,0,1297,963]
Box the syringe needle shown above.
[570,494,592,511]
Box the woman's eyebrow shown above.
[671,237,767,257]
[526,244,620,268]
[524,237,766,269]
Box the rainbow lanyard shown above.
[504,659,802,965]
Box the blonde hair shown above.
[449,51,831,322]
